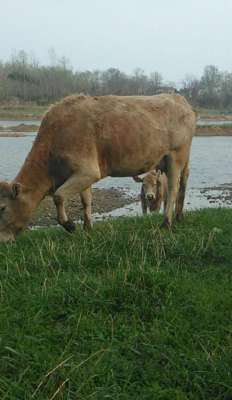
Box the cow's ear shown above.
[11,183,21,199]
[133,176,143,183]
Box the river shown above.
[0,133,232,217]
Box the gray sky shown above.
[1,0,232,83]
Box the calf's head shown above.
[0,182,28,242]
[134,170,161,202]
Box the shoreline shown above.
[30,187,139,228]
[1,125,232,137]
[29,183,232,228]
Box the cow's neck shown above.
[14,154,52,211]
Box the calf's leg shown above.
[140,187,147,214]
[141,196,148,214]
[162,154,181,228]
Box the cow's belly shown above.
[101,136,168,177]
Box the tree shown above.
[198,65,222,107]
[181,75,200,104]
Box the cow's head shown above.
[134,170,162,202]
[0,182,28,242]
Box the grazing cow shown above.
[133,170,168,214]
[0,94,195,242]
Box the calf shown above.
[134,170,168,214]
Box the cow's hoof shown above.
[63,220,76,233]
[160,219,171,229]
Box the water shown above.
[0,120,40,127]
[0,136,35,181]
[0,135,232,212]
[93,137,232,192]
[197,119,232,126]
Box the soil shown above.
[195,126,232,136]
[29,187,139,227]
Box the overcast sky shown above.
[1,0,232,84]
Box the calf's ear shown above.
[150,170,157,176]
[11,183,21,199]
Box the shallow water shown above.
[197,119,232,126]
[0,135,232,211]
[0,120,40,127]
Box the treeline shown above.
[181,65,232,110]
[0,50,232,110]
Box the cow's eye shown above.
[0,206,6,213]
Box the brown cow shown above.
[0,94,195,241]
[133,170,168,214]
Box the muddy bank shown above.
[0,132,29,137]
[30,187,139,227]
[198,114,232,121]
[29,183,232,228]
[0,123,38,134]
[195,126,232,136]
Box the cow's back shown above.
[37,94,195,178]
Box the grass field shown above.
[0,103,232,122]
[0,105,47,120]
[1,209,232,399]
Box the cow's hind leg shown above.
[162,154,181,228]
[80,187,93,230]
[175,163,189,222]
[54,168,100,232]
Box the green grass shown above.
[1,104,232,122]
[1,209,232,399]
[196,107,232,116]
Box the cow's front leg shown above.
[80,187,92,230]
[53,194,75,233]
[54,168,100,232]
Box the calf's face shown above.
[0,182,25,242]
[142,172,159,201]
